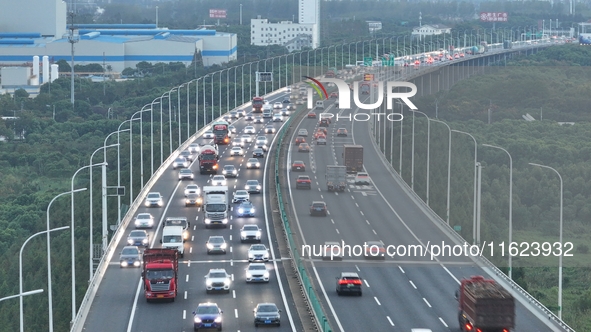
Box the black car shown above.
[254,303,281,327]
[309,201,328,216]
[336,272,362,296]
[252,148,265,158]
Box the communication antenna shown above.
[68,2,79,111]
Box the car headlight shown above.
[120,261,128,267]
[158,200,163,206]
[256,163,260,167]
[222,181,227,185]
[263,271,270,278]
[194,317,202,323]
[256,231,261,237]
[222,218,228,224]
[240,231,246,237]
[246,272,252,278]
[245,185,249,189]
[257,185,261,189]
[185,199,190,204]
[206,279,213,286]
[142,238,148,244]
[238,208,244,214]
[127,239,133,245]
[212,165,218,169]
[134,221,140,226]
[222,170,227,174]
[214,317,222,323]
[248,253,254,258]
[207,243,213,249]
[221,243,227,249]
[250,208,255,213]
[232,170,237,174]
[145,202,150,206]
[133,261,141,267]
[225,278,231,285]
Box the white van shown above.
[315,100,324,110]
[161,225,185,257]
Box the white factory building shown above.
[0,0,237,79]
[250,0,320,50]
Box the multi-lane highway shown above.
[82,92,302,331]
[285,96,564,331]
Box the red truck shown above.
[142,248,178,302]
[212,120,230,145]
[252,97,264,113]
[198,144,219,174]
[457,276,515,332]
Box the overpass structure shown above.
[24,36,575,332]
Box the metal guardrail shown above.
[274,106,333,332]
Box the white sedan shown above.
[203,130,214,139]
[248,244,270,262]
[244,126,256,134]
[230,146,244,156]
[241,134,253,143]
[184,184,200,196]
[211,175,227,186]
[273,102,282,109]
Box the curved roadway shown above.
[285,96,565,331]
[82,92,302,332]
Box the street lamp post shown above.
[149,98,160,175]
[483,144,513,279]
[2,289,43,303]
[452,129,478,243]
[158,93,169,165]
[70,162,105,324]
[168,87,178,155]
[431,119,451,224]
[46,188,86,332]
[411,110,430,205]
[20,226,68,332]
[529,163,563,319]
[178,83,187,149]
[129,107,151,198]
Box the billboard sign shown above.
[209,9,227,18]
[480,12,508,22]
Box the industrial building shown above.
[0,0,237,92]
[251,0,320,50]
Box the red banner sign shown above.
[209,9,227,19]
[480,12,508,22]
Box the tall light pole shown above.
[452,129,478,242]
[150,99,160,175]
[411,110,430,205]
[117,119,137,219]
[411,108,415,190]
[89,144,117,280]
[432,119,451,224]
[70,162,105,323]
[483,144,513,279]
[396,101,404,174]
[20,226,68,332]
[168,87,178,155]
[47,188,85,332]
[158,93,169,165]
[529,163,563,320]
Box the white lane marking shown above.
[230,259,234,266]
[374,297,381,305]
[184,291,187,300]
[191,235,194,241]
[235,309,239,318]
[359,211,364,216]
[185,275,189,282]
[355,265,360,272]
[230,246,233,253]
[233,290,236,299]
[372,229,377,235]
[183,310,186,320]
[335,229,340,234]
[439,317,448,327]
[398,266,405,273]
[409,280,417,289]
[386,316,394,326]
[320,194,324,199]
[229,224,233,230]
[365,220,370,225]
[423,298,432,307]
[364,280,370,288]
[230,235,232,241]
[331,219,335,224]
[189,247,192,254]
[231,274,234,281]
[355,202,359,207]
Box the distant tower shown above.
[299,0,320,48]
[419,11,422,27]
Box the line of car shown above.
[126,100,293,330]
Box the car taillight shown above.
[464,323,473,331]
